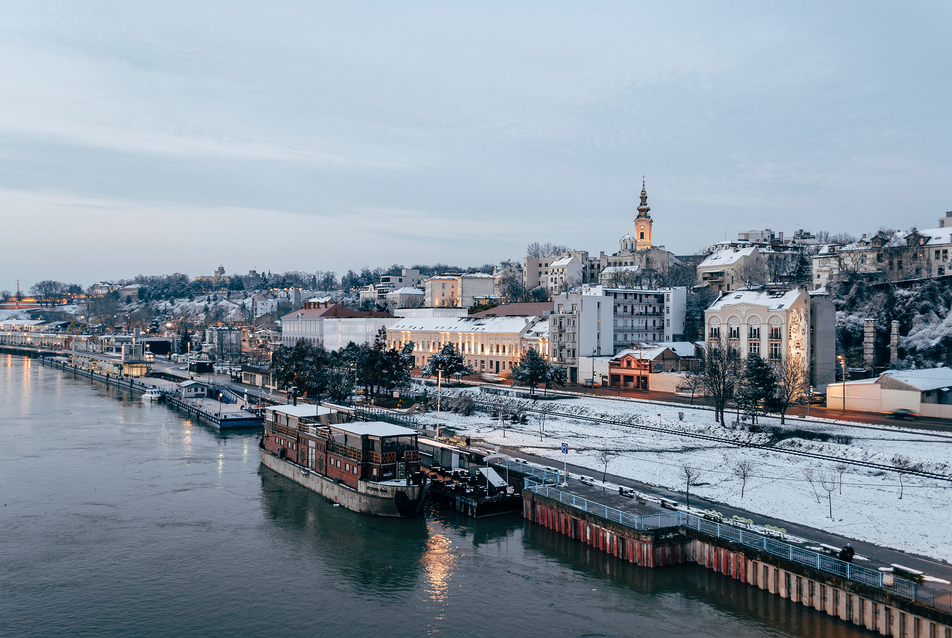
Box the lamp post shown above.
[436,369,442,439]
[837,355,847,411]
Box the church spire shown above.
[636,176,650,219]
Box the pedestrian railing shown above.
[525,483,943,610]
[354,405,419,427]
[507,459,563,486]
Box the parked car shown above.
[890,408,919,420]
[582,379,595,387]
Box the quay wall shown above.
[524,490,952,637]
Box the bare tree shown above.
[677,371,704,405]
[892,455,912,499]
[834,464,847,495]
[802,468,821,504]
[527,242,569,258]
[771,357,808,424]
[732,457,756,499]
[818,469,837,519]
[597,449,617,484]
[699,337,742,425]
[680,464,702,510]
[738,257,768,288]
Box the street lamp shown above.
[837,355,847,411]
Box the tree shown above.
[422,343,473,381]
[597,449,617,483]
[699,338,742,425]
[680,464,702,510]
[731,457,756,499]
[738,258,769,288]
[511,349,550,396]
[30,280,65,308]
[736,354,776,425]
[270,339,331,400]
[0,291,10,305]
[818,469,837,519]
[526,242,568,258]
[677,370,704,405]
[770,356,807,424]
[892,455,912,500]
[544,364,567,396]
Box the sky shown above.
[1,1,950,293]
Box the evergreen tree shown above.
[422,343,473,380]
[544,364,568,396]
[736,354,777,425]
[511,348,549,396]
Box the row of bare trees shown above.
[680,337,808,425]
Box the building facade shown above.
[704,287,835,389]
[280,305,396,350]
[388,316,548,375]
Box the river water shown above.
[0,356,869,637]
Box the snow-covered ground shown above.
[417,387,952,562]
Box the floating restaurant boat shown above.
[259,404,429,518]
[141,388,163,402]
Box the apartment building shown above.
[548,293,612,383]
[704,286,835,388]
[423,274,495,308]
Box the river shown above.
[0,355,869,637]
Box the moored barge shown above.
[259,404,428,518]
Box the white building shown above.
[827,368,952,419]
[540,256,583,294]
[388,316,548,375]
[280,305,397,350]
[583,285,686,349]
[704,287,835,389]
[385,286,425,309]
[548,293,613,383]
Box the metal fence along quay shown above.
[525,482,951,612]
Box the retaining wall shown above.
[524,490,952,637]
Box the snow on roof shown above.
[707,288,804,312]
[600,265,640,274]
[268,404,336,417]
[389,287,424,295]
[879,368,952,392]
[655,341,697,357]
[549,256,577,267]
[919,227,952,246]
[612,347,672,361]
[698,246,757,269]
[179,380,208,388]
[332,421,418,437]
[390,316,541,334]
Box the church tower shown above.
[634,177,653,251]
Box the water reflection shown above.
[258,466,427,593]
[522,523,869,638]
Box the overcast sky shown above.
[2,1,950,292]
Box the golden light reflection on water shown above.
[421,529,457,607]
[183,424,192,456]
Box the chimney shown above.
[863,319,876,369]
[890,320,900,364]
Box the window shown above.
[940,267,946,276]
[749,326,760,339]
[709,326,720,339]
[769,343,782,360]
[877,253,883,263]
[639,232,644,239]
[936,250,941,260]
[769,326,782,340]
[728,326,739,339]
[944,250,949,260]
[749,342,760,355]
